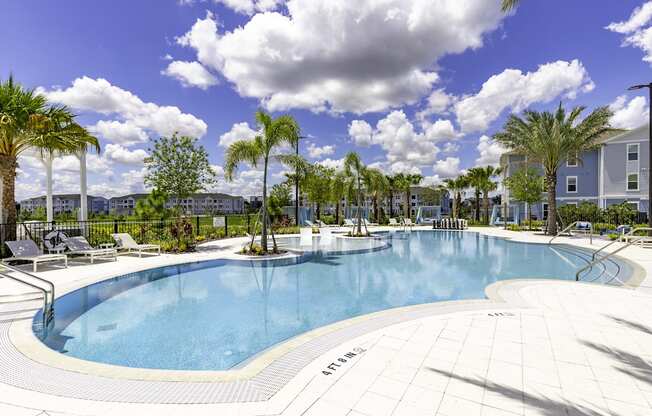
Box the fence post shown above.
[113,219,118,234]
[225,215,229,237]
[246,214,250,234]
[196,216,200,235]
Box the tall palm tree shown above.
[343,152,367,236]
[0,76,48,224]
[28,105,100,222]
[364,168,389,223]
[444,175,469,219]
[478,166,503,224]
[466,167,485,222]
[396,173,423,219]
[494,104,612,235]
[385,174,399,218]
[331,170,347,225]
[225,110,300,253]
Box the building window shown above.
[542,203,549,220]
[566,202,578,207]
[566,176,577,193]
[566,152,578,167]
[627,143,639,161]
[627,201,640,212]
[627,173,639,191]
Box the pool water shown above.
[38,231,631,371]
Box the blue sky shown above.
[2,0,651,200]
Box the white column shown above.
[45,154,54,223]
[79,149,88,221]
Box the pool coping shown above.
[2,227,649,404]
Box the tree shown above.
[466,167,485,221]
[364,168,389,223]
[225,110,300,253]
[385,174,399,217]
[267,182,292,218]
[421,185,448,206]
[503,167,543,230]
[0,77,48,224]
[304,165,334,220]
[145,134,216,214]
[501,0,520,12]
[444,175,469,219]
[479,166,503,224]
[135,189,170,220]
[494,104,612,234]
[343,152,368,236]
[331,170,347,225]
[395,173,423,219]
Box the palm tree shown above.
[27,105,100,222]
[225,110,300,253]
[494,104,612,235]
[478,166,503,224]
[501,0,520,12]
[364,168,389,223]
[304,165,334,220]
[331,171,347,225]
[444,175,469,219]
[343,152,367,236]
[466,167,485,222]
[395,173,423,219]
[0,76,48,225]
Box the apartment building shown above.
[108,193,245,216]
[19,194,109,216]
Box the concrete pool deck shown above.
[0,227,651,415]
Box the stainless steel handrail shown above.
[0,271,50,324]
[575,235,646,281]
[591,227,652,261]
[0,262,55,323]
[549,221,593,245]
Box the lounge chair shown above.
[111,233,161,257]
[315,219,337,228]
[304,220,316,227]
[64,236,117,263]
[573,221,592,236]
[388,218,400,226]
[4,240,68,272]
[362,218,378,226]
[343,218,356,227]
[402,218,415,227]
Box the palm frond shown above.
[224,139,262,180]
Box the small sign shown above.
[213,216,226,227]
[487,312,515,317]
[321,347,366,376]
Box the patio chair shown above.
[304,220,316,227]
[64,236,117,263]
[316,219,338,228]
[388,218,400,226]
[402,218,415,227]
[362,218,378,226]
[4,240,68,272]
[343,218,356,227]
[111,233,161,257]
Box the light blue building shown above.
[501,124,650,222]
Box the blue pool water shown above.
[38,231,631,371]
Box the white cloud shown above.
[219,121,258,147]
[215,0,283,15]
[609,95,649,129]
[315,157,345,171]
[104,144,148,165]
[607,2,652,64]
[422,175,443,187]
[432,157,461,178]
[306,142,335,158]
[424,119,459,142]
[475,135,506,166]
[88,120,148,146]
[416,88,456,121]
[39,77,207,138]
[349,110,441,173]
[208,165,265,196]
[177,1,506,114]
[348,120,374,146]
[162,60,218,90]
[455,60,594,133]
[442,142,460,153]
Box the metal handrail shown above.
[591,227,652,261]
[575,235,646,281]
[0,262,55,323]
[0,272,50,325]
[549,221,593,245]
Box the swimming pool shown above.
[37,231,631,371]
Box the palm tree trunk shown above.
[0,155,17,228]
[483,191,489,224]
[356,177,362,235]
[528,203,532,231]
[475,189,481,221]
[405,188,410,218]
[316,203,321,220]
[335,202,340,225]
[44,154,54,223]
[545,172,558,235]
[261,157,269,252]
[388,190,393,217]
[373,195,378,223]
[452,192,458,219]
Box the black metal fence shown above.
[0,215,260,258]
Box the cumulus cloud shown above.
[104,144,148,165]
[315,157,345,171]
[609,95,649,129]
[348,120,374,146]
[88,120,148,146]
[455,60,594,133]
[416,88,457,121]
[162,60,218,90]
[607,2,652,64]
[424,119,459,142]
[476,135,506,166]
[215,0,283,15]
[176,1,506,114]
[219,121,258,147]
[432,157,461,178]
[349,110,441,173]
[442,142,460,153]
[208,165,265,196]
[39,76,207,138]
[306,142,335,158]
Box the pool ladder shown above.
[0,262,55,326]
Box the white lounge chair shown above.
[304,220,316,227]
[343,218,356,227]
[111,233,161,257]
[64,236,117,263]
[403,218,415,227]
[299,227,313,247]
[4,240,68,272]
[388,218,400,226]
[362,218,378,226]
